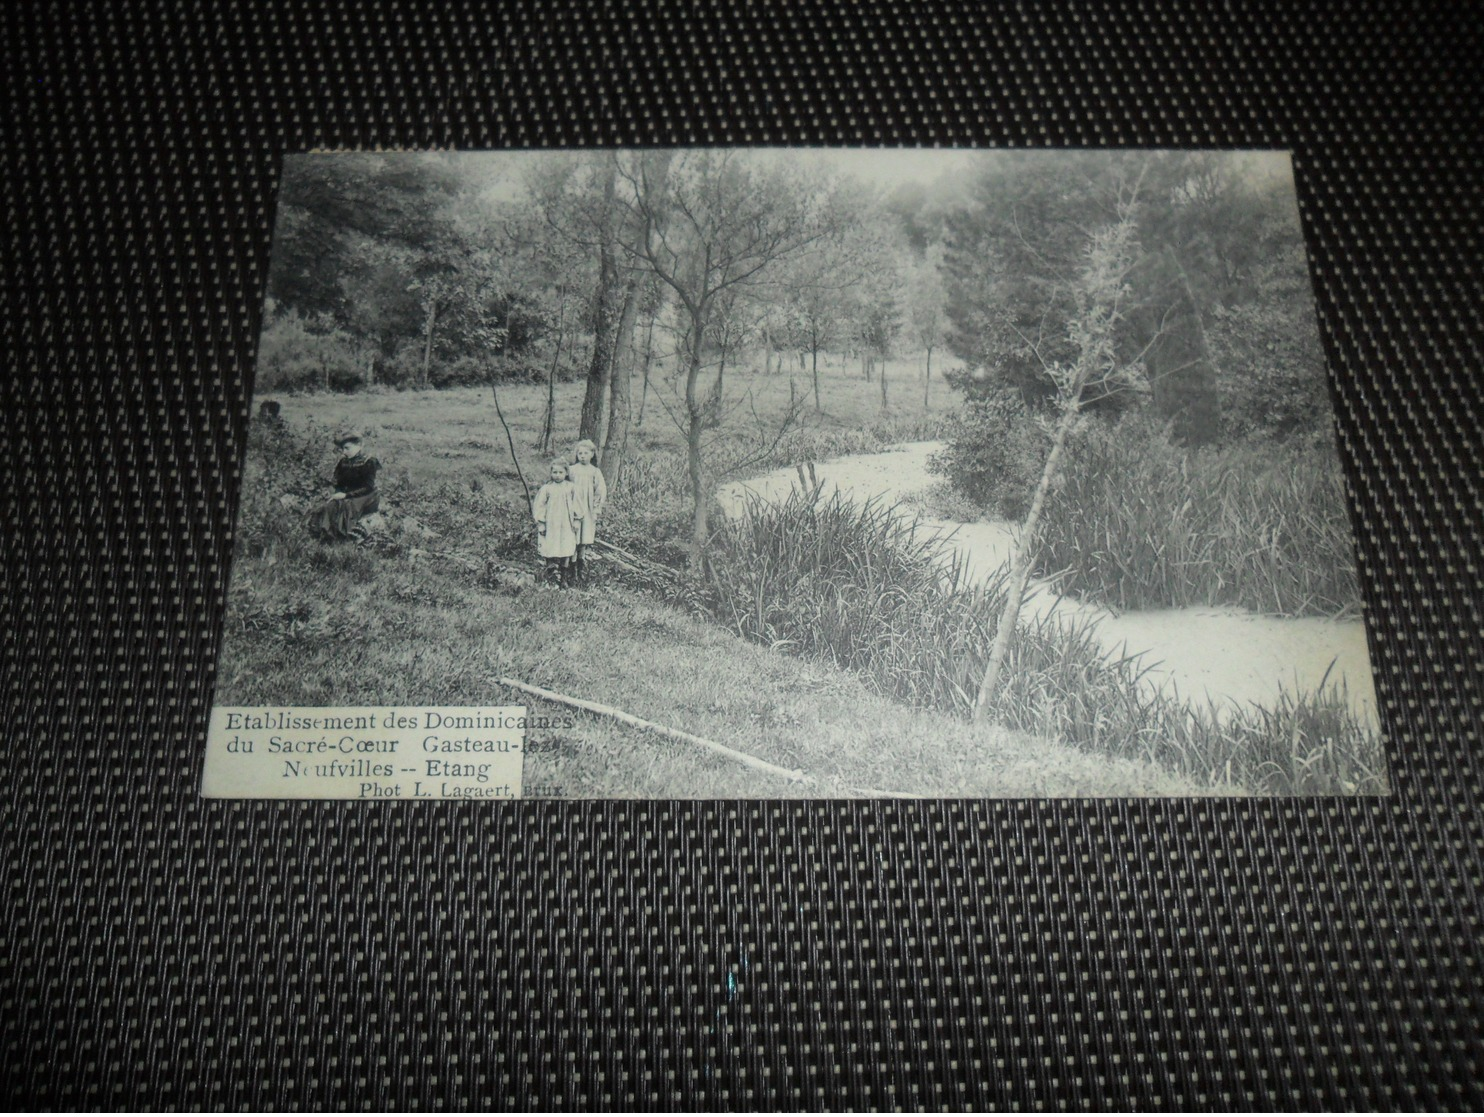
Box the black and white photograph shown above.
[209,147,1384,799]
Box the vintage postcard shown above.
[204,148,1384,799]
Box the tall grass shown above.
[1038,418,1362,617]
[707,486,1385,795]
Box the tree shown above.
[941,152,1121,408]
[973,195,1152,724]
[777,209,879,412]
[906,245,947,406]
[268,153,471,356]
[407,245,461,387]
[781,251,852,412]
[601,154,673,481]
[1205,205,1331,441]
[526,154,629,445]
[495,172,596,448]
[942,151,1311,449]
[633,276,667,430]
[850,256,905,410]
[700,281,770,428]
[618,151,836,571]
[336,237,423,380]
[578,161,623,444]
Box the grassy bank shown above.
[218,555,1201,798]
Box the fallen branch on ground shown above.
[591,537,658,569]
[590,538,683,584]
[494,675,815,786]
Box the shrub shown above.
[930,390,1047,519]
[904,481,984,524]
[382,340,430,388]
[429,354,493,389]
[483,352,579,386]
[234,413,332,563]
[255,305,367,393]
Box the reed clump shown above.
[708,485,1385,795]
[1038,418,1361,618]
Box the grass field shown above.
[217,351,1227,798]
[270,350,950,498]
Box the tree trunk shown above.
[687,406,709,574]
[923,345,933,407]
[811,347,821,412]
[539,296,567,454]
[599,152,671,458]
[635,312,656,428]
[879,352,888,410]
[420,298,438,387]
[682,320,710,574]
[580,251,619,444]
[579,168,622,444]
[1163,245,1222,445]
[702,344,726,430]
[971,400,1080,723]
[601,275,644,480]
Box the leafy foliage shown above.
[1206,214,1332,440]
[254,301,369,393]
[939,151,1330,447]
[930,387,1049,519]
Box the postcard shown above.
[203,148,1384,799]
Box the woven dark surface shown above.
[4,1,1482,1108]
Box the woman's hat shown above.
[334,429,363,447]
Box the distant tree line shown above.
[260,153,578,393]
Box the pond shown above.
[718,441,1380,725]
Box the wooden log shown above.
[495,676,814,786]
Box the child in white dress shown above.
[567,438,608,584]
[533,461,584,586]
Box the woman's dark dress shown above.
[310,453,380,538]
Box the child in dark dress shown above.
[309,430,380,540]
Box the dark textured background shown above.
[4,1,1482,1108]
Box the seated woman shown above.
[309,429,380,540]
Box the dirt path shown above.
[719,442,1380,724]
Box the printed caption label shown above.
[202,707,526,800]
